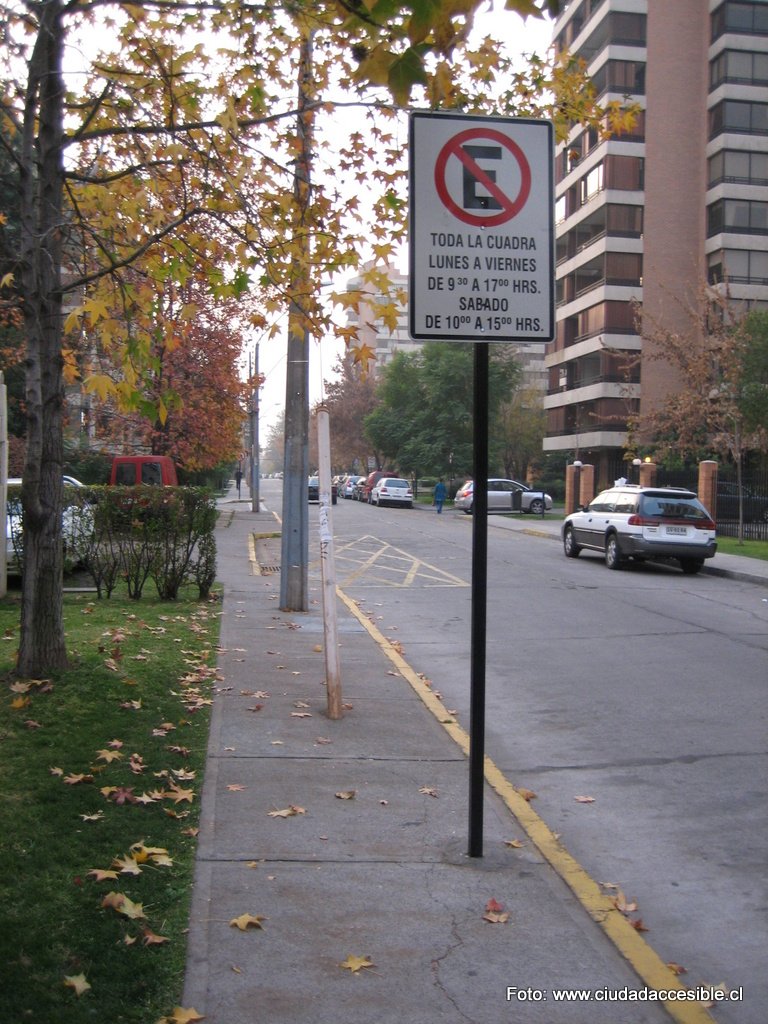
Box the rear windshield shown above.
[639,495,709,520]
[383,479,409,487]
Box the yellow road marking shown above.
[336,586,717,1024]
[331,535,468,588]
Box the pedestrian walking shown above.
[433,478,447,514]
[235,467,243,498]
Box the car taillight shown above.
[628,514,716,531]
[627,515,656,526]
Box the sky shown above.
[248,6,556,439]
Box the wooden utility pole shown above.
[316,406,342,718]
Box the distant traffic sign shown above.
[409,112,554,344]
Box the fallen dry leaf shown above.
[268,805,306,818]
[63,973,92,997]
[574,795,596,803]
[101,892,146,919]
[335,790,356,801]
[517,788,537,802]
[164,1008,206,1024]
[87,869,119,882]
[613,890,638,914]
[504,839,525,849]
[229,913,266,931]
[419,786,438,798]
[339,954,375,974]
[482,897,510,924]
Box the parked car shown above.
[360,470,390,503]
[109,455,178,486]
[343,475,364,499]
[716,481,768,524]
[454,478,553,515]
[371,477,413,508]
[5,476,92,572]
[307,477,337,504]
[562,484,717,574]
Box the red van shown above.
[109,456,178,486]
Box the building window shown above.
[710,99,768,136]
[709,149,768,185]
[710,49,768,87]
[709,248,768,284]
[712,1,768,40]
[580,162,604,203]
[591,60,646,98]
[707,198,768,235]
[605,154,644,191]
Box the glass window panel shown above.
[725,150,751,180]
[726,3,754,31]
[727,199,751,227]
[722,249,749,276]
[751,104,768,132]
[725,100,751,129]
[754,53,768,82]
[751,153,768,182]
[751,251,768,280]
[728,50,753,78]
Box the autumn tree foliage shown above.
[638,288,768,538]
[317,351,381,472]
[90,282,251,470]
[1,0,634,674]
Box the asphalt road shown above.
[281,481,767,1024]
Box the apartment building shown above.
[544,0,768,484]
[344,262,547,390]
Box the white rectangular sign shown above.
[409,112,554,344]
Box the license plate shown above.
[665,525,687,535]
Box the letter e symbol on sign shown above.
[462,146,502,211]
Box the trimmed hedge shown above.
[7,484,217,601]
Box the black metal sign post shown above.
[409,112,554,859]
[468,343,489,858]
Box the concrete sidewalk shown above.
[181,485,743,1023]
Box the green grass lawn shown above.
[715,536,768,560]
[0,585,219,1024]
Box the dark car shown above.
[307,477,337,504]
[716,482,768,524]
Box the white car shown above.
[454,478,553,515]
[5,476,91,572]
[562,485,717,574]
[371,477,413,508]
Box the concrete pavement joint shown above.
[336,585,717,1024]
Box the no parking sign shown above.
[409,112,554,343]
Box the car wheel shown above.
[604,533,624,570]
[680,558,703,575]
[563,526,581,558]
[529,498,544,515]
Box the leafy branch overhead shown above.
[1,0,635,678]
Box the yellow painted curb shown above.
[337,586,717,1024]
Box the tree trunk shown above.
[17,0,68,675]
